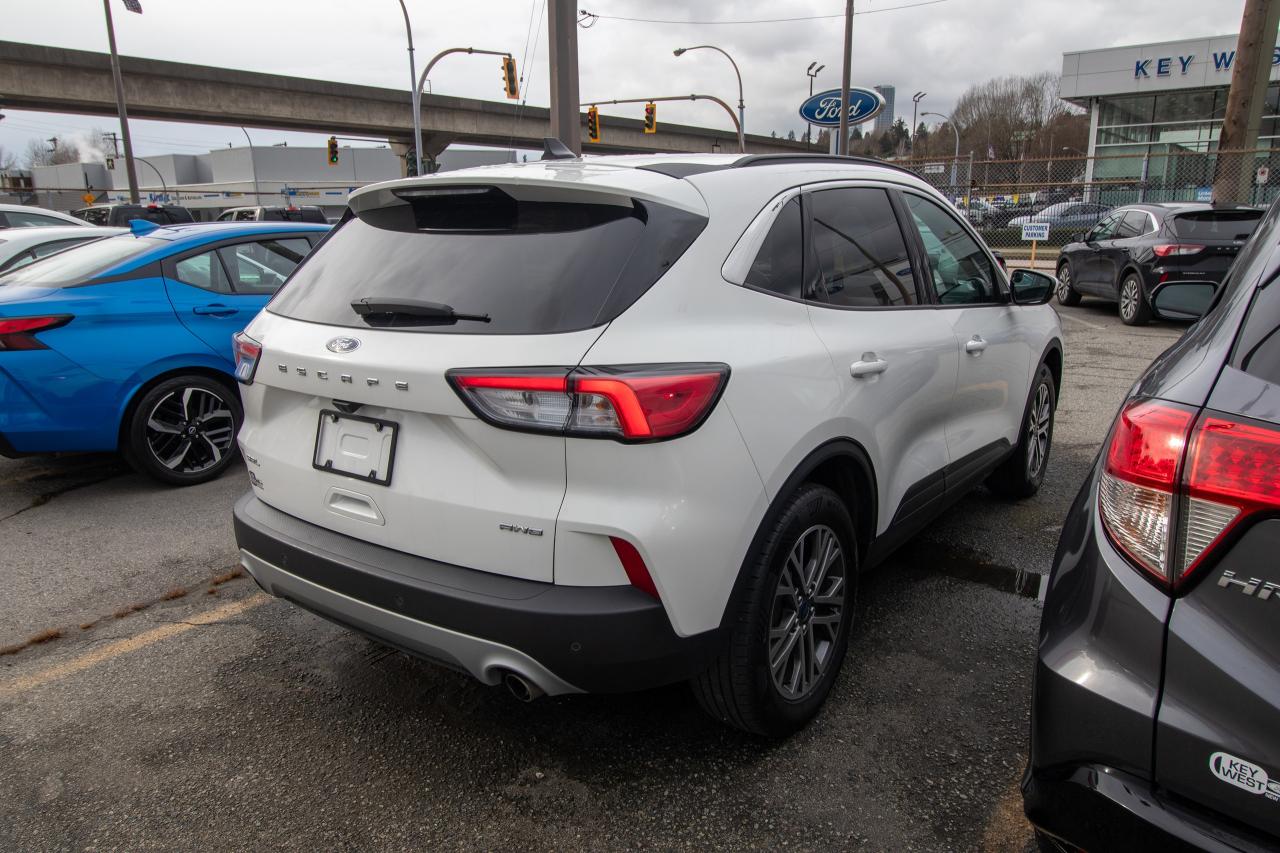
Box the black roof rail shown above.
[731,153,920,178]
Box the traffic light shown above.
[643,102,657,134]
[327,136,339,166]
[502,56,519,100]
[587,106,601,143]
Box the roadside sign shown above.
[1258,166,1271,185]
[922,162,945,175]
[1021,222,1050,242]
[1196,186,1212,202]
[105,157,115,170]
[81,193,95,204]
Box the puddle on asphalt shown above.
[895,540,1047,601]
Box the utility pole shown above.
[548,0,581,154]
[1214,0,1280,202]
[834,0,855,156]
[102,0,140,203]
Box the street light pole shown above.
[806,62,824,151]
[910,91,926,156]
[240,127,261,204]
[415,48,514,173]
[837,0,854,156]
[674,45,745,152]
[101,0,140,203]
[396,0,423,176]
[923,111,959,186]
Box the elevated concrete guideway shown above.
[0,41,805,161]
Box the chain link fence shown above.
[895,147,1279,257]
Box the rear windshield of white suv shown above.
[1170,210,1262,241]
[268,186,707,334]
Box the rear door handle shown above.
[964,335,988,355]
[193,304,238,317]
[850,354,888,378]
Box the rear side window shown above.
[809,187,916,307]
[5,211,70,228]
[1235,281,1280,386]
[744,197,805,299]
[1171,211,1263,241]
[173,250,232,293]
[1117,211,1147,238]
[269,187,706,335]
[218,238,311,294]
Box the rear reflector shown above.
[0,315,73,351]
[448,365,728,442]
[1100,399,1280,589]
[232,332,262,384]
[610,536,659,599]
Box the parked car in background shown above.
[955,198,998,226]
[0,221,328,485]
[72,203,195,227]
[0,225,125,273]
[1024,195,1280,851]
[231,152,1063,736]
[1007,201,1111,233]
[0,203,90,229]
[217,205,328,224]
[1055,202,1264,325]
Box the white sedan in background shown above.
[0,226,125,274]
[0,203,91,229]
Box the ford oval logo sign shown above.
[798,88,886,127]
[326,336,361,354]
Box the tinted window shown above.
[218,238,310,294]
[73,208,110,226]
[904,194,998,305]
[1170,211,1263,241]
[1236,281,1280,386]
[173,250,232,293]
[0,235,159,287]
[1116,211,1146,238]
[1089,213,1121,240]
[269,189,706,335]
[0,250,35,273]
[744,196,804,299]
[5,211,70,228]
[809,187,915,307]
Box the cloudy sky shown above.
[0,0,1247,162]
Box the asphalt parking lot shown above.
[0,299,1183,852]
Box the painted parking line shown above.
[0,594,267,700]
[1057,311,1104,331]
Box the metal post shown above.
[548,0,581,154]
[910,91,925,157]
[580,95,743,152]
[414,47,514,171]
[102,0,139,203]
[837,0,853,156]
[923,111,959,187]
[136,157,168,202]
[1138,152,1150,203]
[674,46,745,152]
[240,127,260,204]
[806,62,824,151]
[396,1,422,176]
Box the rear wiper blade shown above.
[350,297,491,326]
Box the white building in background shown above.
[28,145,519,217]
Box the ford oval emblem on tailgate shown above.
[326,336,361,353]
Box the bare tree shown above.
[23,137,81,168]
[949,72,1084,160]
[0,145,17,172]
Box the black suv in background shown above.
[71,203,195,227]
[1024,197,1280,851]
[1054,202,1263,325]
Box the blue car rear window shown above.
[0,235,163,287]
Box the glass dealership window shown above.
[1152,90,1218,124]
[1099,95,1155,127]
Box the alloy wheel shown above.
[1026,383,1052,479]
[1055,267,1072,301]
[769,524,846,701]
[1120,278,1139,322]
[145,386,235,474]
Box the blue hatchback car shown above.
[0,221,328,485]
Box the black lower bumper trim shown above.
[1023,764,1277,853]
[232,493,721,693]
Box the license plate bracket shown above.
[312,409,398,486]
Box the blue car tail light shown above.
[0,315,73,351]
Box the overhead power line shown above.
[578,0,948,26]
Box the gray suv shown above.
[1024,197,1280,850]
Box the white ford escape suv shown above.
[232,149,1063,736]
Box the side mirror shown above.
[1009,269,1055,305]
[1072,232,1085,243]
[1151,281,1216,321]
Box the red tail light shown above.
[448,365,729,442]
[1152,244,1205,258]
[232,331,262,384]
[0,315,73,351]
[1099,399,1280,590]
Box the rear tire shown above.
[986,364,1056,499]
[123,375,242,486]
[692,483,857,737]
[1054,262,1081,306]
[1118,273,1151,326]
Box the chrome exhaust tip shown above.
[502,671,545,702]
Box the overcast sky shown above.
[0,0,1247,162]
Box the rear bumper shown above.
[232,493,722,695]
[1023,765,1274,853]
